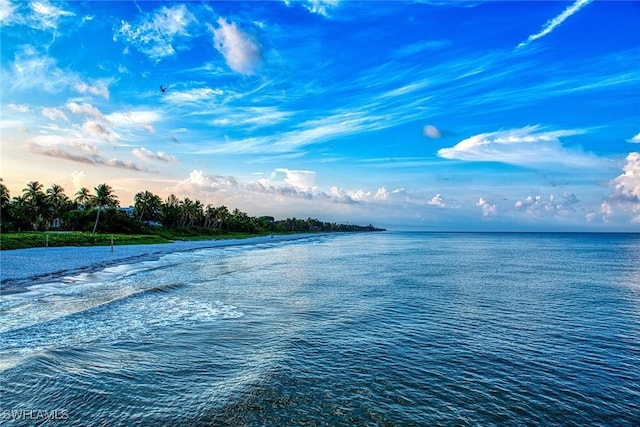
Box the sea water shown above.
[1,232,639,425]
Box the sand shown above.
[0,234,316,290]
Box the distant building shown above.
[118,206,135,217]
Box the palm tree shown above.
[0,181,9,209]
[191,199,204,228]
[23,181,44,200]
[230,208,252,232]
[214,205,229,230]
[204,204,215,229]
[46,184,70,223]
[160,194,180,228]
[0,180,10,231]
[178,198,193,228]
[134,190,162,223]
[8,195,30,231]
[22,181,49,229]
[74,187,92,209]
[92,183,119,233]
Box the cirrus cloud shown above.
[282,0,340,18]
[517,0,592,49]
[114,4,196,61]
[437,125,601,169]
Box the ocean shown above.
[1,232,639,426]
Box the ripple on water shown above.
[1,233,640,426]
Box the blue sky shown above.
[1,0,639,231]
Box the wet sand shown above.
[0,234,317,291]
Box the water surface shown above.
[1,232,639,425]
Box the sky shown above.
[1,0,639,231]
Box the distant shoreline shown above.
[0,233,324,293]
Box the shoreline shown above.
[0,233,322,293]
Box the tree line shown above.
[0,180,384,234]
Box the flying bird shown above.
[160,85,168,93]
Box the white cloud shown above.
[42,107,69,121]
[274,168,316,190]
[74,81,110,100]
[70,170,86,190]
[28,142,148,172]
[164,87,224,103]
[517,0,592,49]
[423,125,442,139]
[593,152,640,224]
[67,102,108,122]
[599,201,614,222]
[82,120,115,141]
[172,170,239,195]
[132,147,178,163]
[250,173,408,206]
[374,187,390,201]
[628,132,640,144]
[8,103,30,113]
[323,186,407,204]
[611,152,640,201]
[157,151,177,163]
[115,4,196,60]
[283,0,340,17]
[373,187,408,202]
[11,50,66,92]
[437,126,600,168]
[106,110,160,131]
[65,140,98,154]
[212,17,263,75]
[29,0,74,30]
[514,193,580,218]
[103,158,148,172]
[211,107,292,128]
[394,40,452,58]
[0,0,16,24]
[132,147,155,161]
[82,120,108,135]
[187,170,211,187]
[9,49,110,99]
[428,193,445,207]
[169,169,411,217]
[476,197,496,217]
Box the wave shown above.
[0,252,249,372]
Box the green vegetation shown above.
[0,231,275,250]
[0,232,171,250]
[0,179,384,250]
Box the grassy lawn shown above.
[0,232,170,250]
[0,231,272,250]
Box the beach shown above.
[0,234,315,291]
